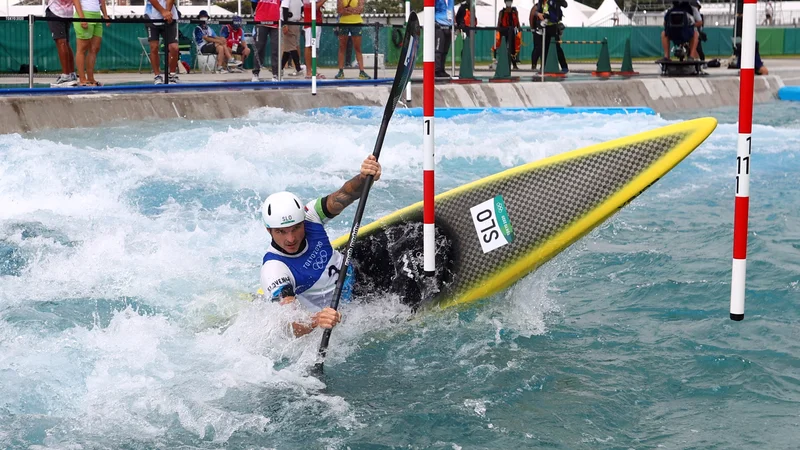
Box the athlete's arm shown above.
[324,155,382,217]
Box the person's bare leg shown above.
[353,36,365,71]
[337,35,347,69]
[661,31,670,59]
[76,39,89,84]
[689,31,699,59]
[149,40,161,75]
[168,43,179,73]
[87,35,102,83]
[216,44,226,69]
[305,46,312,76]
[55,38,75,74]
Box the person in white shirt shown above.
[144,0,180,84]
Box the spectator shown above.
[735,41,769,75]
[334,0,371,79]
[72,0,109,86]
[434,0,455,78]
[302,0,327,78]
[529,6,543,70]
[46,0,78,87]
[455,0,474,38]
[492,0,521,70]
[532,0,569,73]
[692,1,706,61]
[764,1,774,26]
[660,0,700,62]
[252,0,282,82]
[194,10,235,74]
[220,15,251,72]
[280,0,303,75]
[144,0,180,84]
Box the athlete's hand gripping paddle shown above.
[313,13,420,375]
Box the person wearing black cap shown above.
[194,10,234,74]
[221,15,251,71]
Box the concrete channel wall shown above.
[0,75,783,134]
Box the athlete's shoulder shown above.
[304,197,336,225]
[260,259,294,300]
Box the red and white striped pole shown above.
[730,0,757,321]
[423,0,436,275]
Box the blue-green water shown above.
[1,103,799,449]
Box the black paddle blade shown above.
[313,15,421,376]
[383,12,420,123]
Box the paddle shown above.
[313,13,420,375]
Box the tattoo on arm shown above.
[325,175,366,217]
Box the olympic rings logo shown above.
[312,249,328,270]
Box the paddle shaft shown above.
[314,77,401,367]
[314,14,420,373]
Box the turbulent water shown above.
[1,102,799,449]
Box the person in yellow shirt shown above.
[334,0,371,79]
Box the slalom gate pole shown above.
[28,15,34,88]
[730,0,756,321]
[277,15,283,82]
[311,2,318,95]
[423,0,435,275]
[451,21,456,79]
[405,0,412,104]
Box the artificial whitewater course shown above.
[1,102,799,448]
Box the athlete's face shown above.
[269,222,306,253]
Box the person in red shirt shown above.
[221,15,251,72]
[492,0,521,69]
[252,0,281,81]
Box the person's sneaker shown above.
[334,69,345,79]
[228,58,242,66]
[358,70,372,80]
[168,73,180,84]
[251,73,260,82]
[153,74,164,85]
[435,71,450,78]
[216,67,229,74]
[229,66,243,73]
[271,76,279,82]
[50,73,77,87]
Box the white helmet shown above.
[261,191,305,229]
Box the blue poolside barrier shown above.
[778,86,800,102]
[307,105,657,118]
